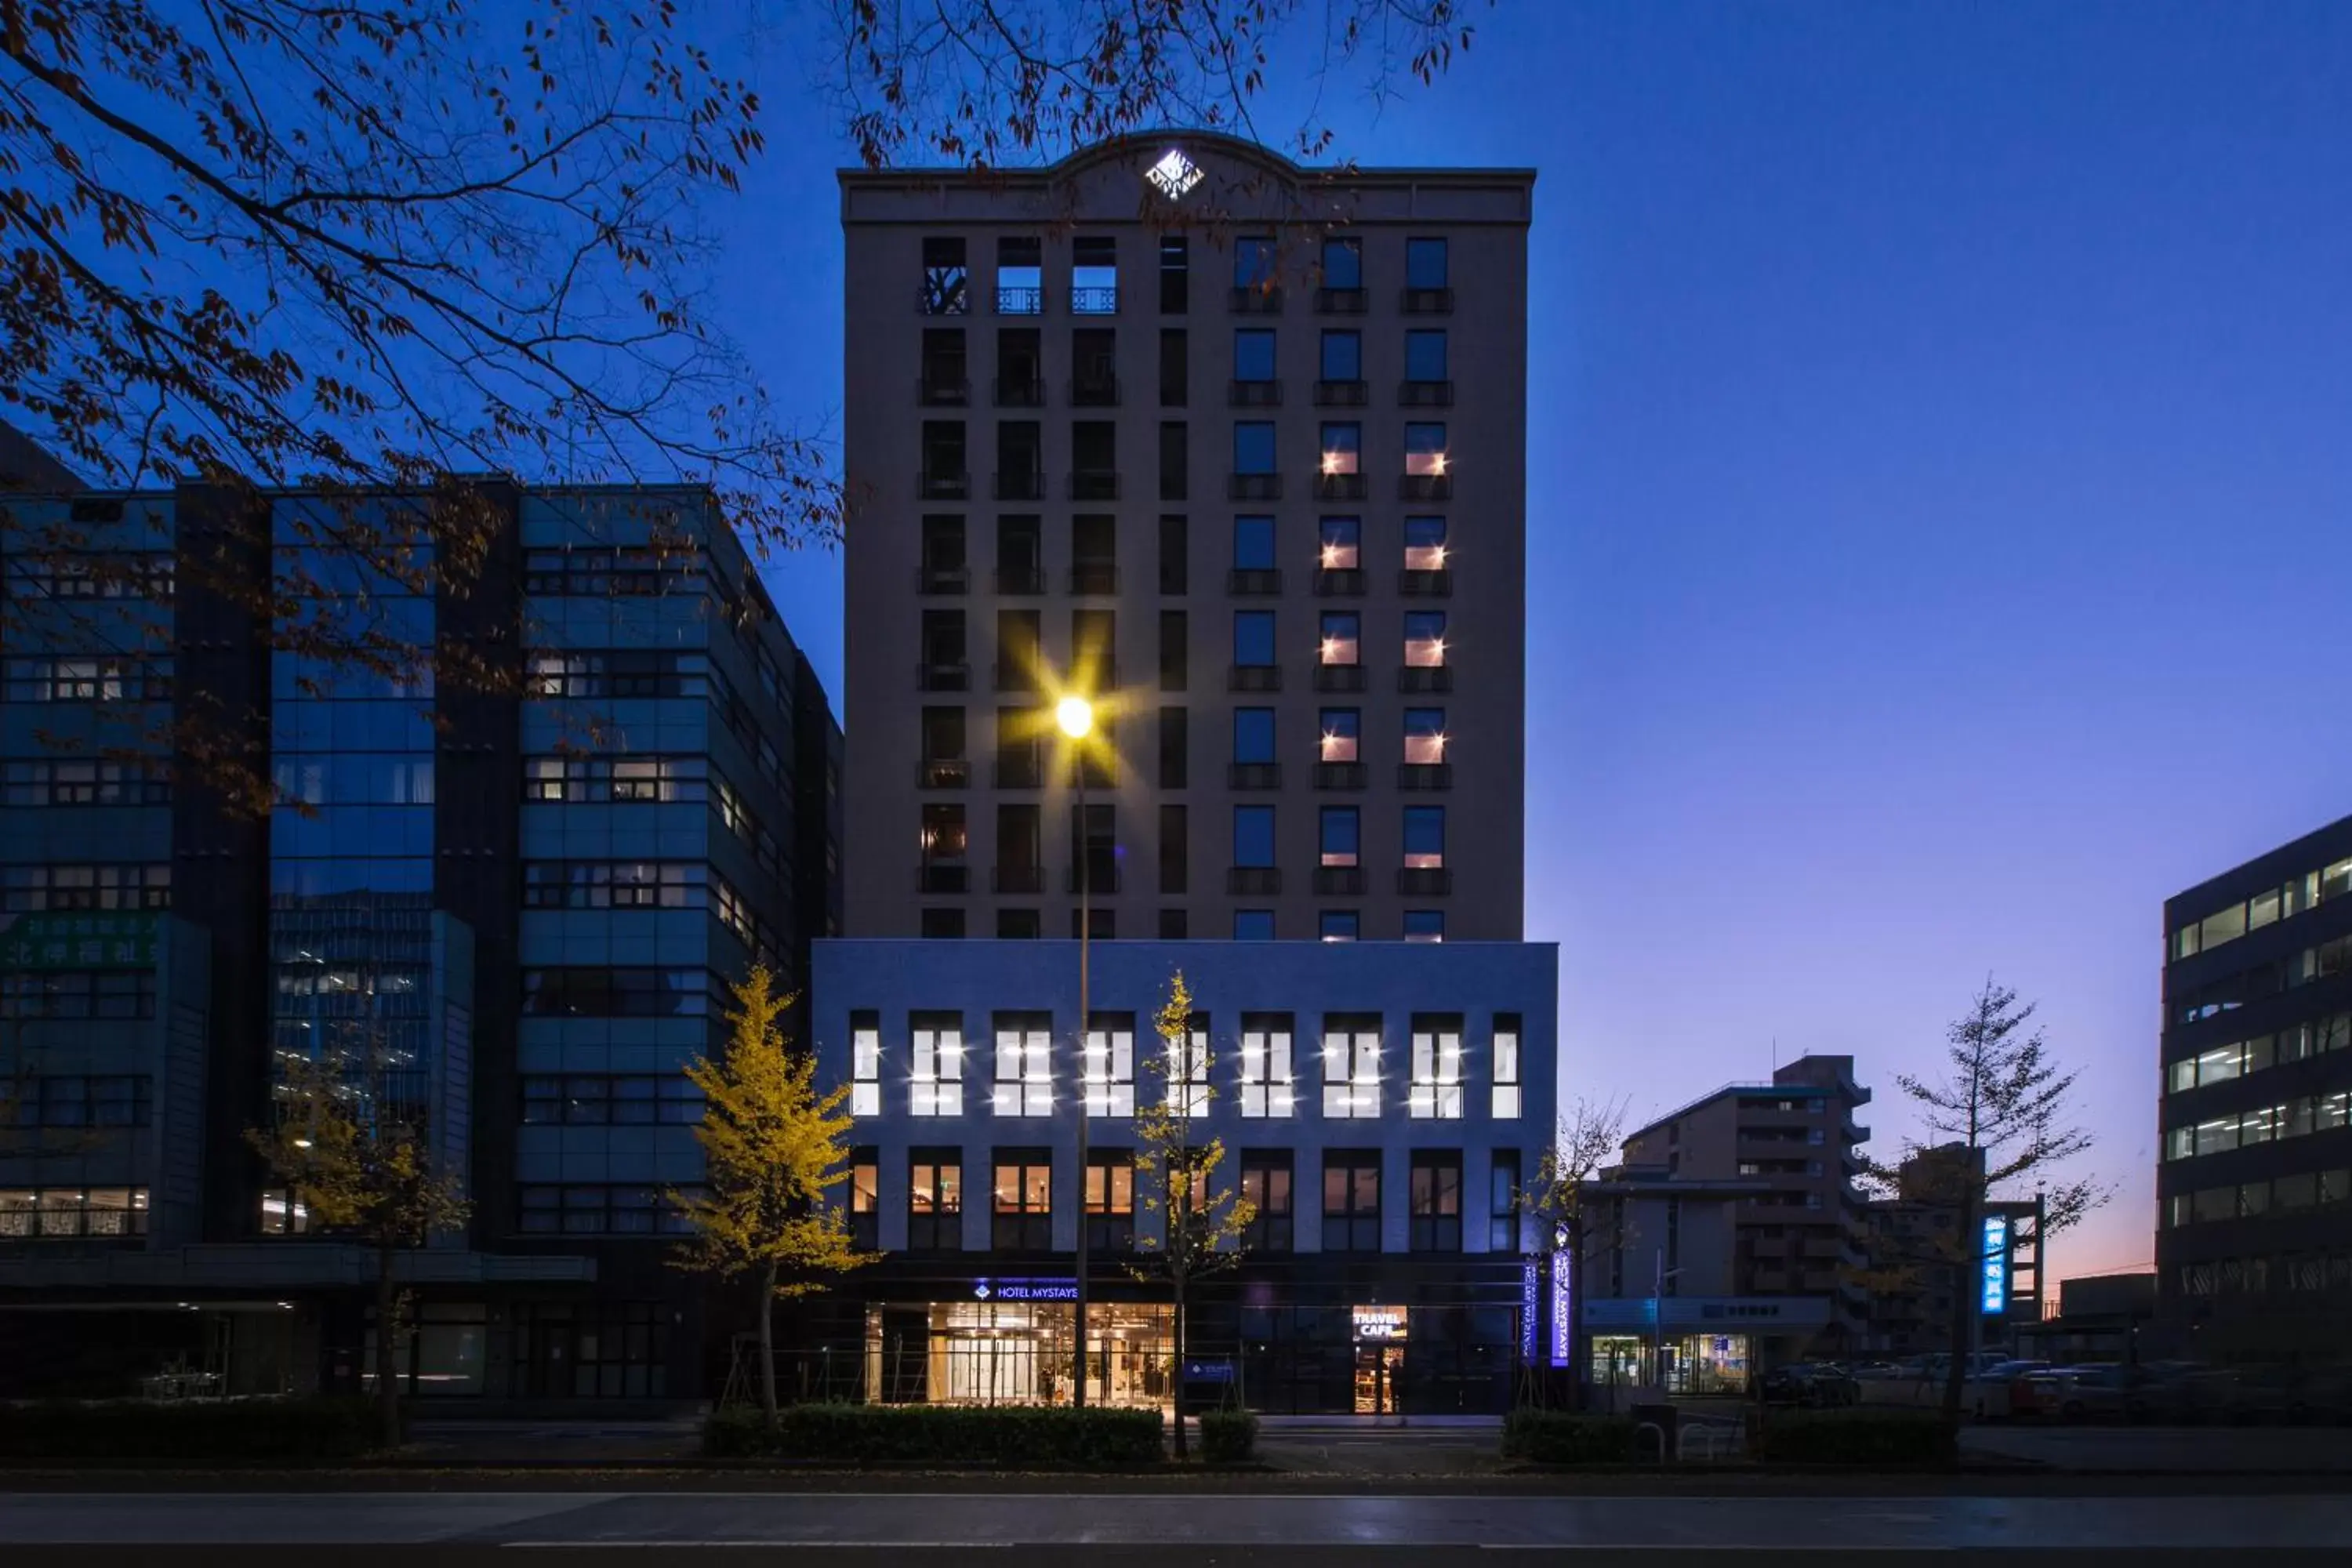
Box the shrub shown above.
[704,1402,1165,1465]
[1754,1409,1957,1466]
[1500,1409,1638,1465]
[1198,1407,1258,1464]
[0,1398,386,1463]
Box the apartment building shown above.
[2156,814,2352,1357]
[1858,1145,2045,1359]
[838,133,1532,943]
[0,481,840,1403]
[1614,1055,1875,1359]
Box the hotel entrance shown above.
[1350,1305,1407,1415]
[864,1301,1174,1407]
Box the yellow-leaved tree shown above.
[1128,970,1256,1461]
[671,964,872,1421]
[245,1052,470,1450]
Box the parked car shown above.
[1962,1359,2052,1420]
[1759,1363,1862,1408]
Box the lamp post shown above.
[1057,694,1095,1410]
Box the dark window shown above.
[1406,238,1448,289]
[1404,909,1445,942]
[1160,235,1189,313]
[994,709,1040,789]
[1232,423,1276,474]
[1160,328,1189,405]
[1234,909,1275,940]
[1072,515,1116,593]
[1234,328,1276,381]
[1241,1150,1294,1253]
[1233,514,1276,572]
[920,236,967,314]
[1319,910,1359,942]
[1159,514,1189,594]
[1410,1152,1463,1253]
[996,236,1042,314]
[1320,331,1362,382]
[849,1152,880,1250]
[996,513,1043,591]
[1160,609,1189,691]
[1320,238,1363,289]
[1233,610,1276,666]
[920,907,965,938]
[1072,327,1116,399]
[522,968,713,1017]
[1071,235,1118,314]
[1160,804,1189,894]
[1405,330,1447,382]
[1070,802,1116,892]
[1159,421,1189,501]
[920,328,967,400]
[997,421,1044,493]
[996,803,1041,884]
[921,706,967,784]
[996,908,1040,938]
[1489,1153,1519,1251]
[1234,804,1275,868]
[1158,703,1189,789]
[1233,707,1276,765]
[996,608,1041,689]
[1158,908,1189,938]
[1323,1153,1381,1252]
[1235,236,1276,289]
[996,326,1043,401]
[909,1153,964,1252]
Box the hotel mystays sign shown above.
[972,1278,1077,1302]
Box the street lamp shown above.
[1058,693,1096,1409]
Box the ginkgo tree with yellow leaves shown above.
[1127,970,1256,1461]
[245,1052,470,1450]
[670,964,873,1421]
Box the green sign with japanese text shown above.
[0,912,161,971]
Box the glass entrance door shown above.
[1352,1344,1402,1414]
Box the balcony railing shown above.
[917,661,969,691]
[1227,568,1282,596]
[1315,472,1367,501]
[920,759,971,789]
[918,377,970,406]
[1315,286,1368,314]
[1228,763,1282,789]
[1398,762,1453,790]
[1071,376,1121,408]
[994,469,1046,501]
[1313,663,1366,693]
[1228,379,1283,408]
[1315,568,1366,597]
[992,756,1042,789]
[994,377,1046,408]
[996,285,1045,315]
[1401,286,1455,314]
[1069,469,1120,500]
[1228,473,1283,500]
[1399,472,1453,501]
[1398,569,1452,597]
[918,863,970,895]
[1312,379,1368,407]
[1229,285,1284,314]
[919,468,970,500]
[1398,666,1453,693]
[1227,866,1283,895]
[1068,563,1119,595]
[993,564,1046,596]
[1065,862,1122,893]
[1227,663,1282,692]
[1160,471,1189,503]
[1399,379,1455,408]
[1315,866,1365,895]
[1070,285,1119,314]
[917,564,970,594]
[994,662,1040,692]
[1396,866,1452,896]
[992,864,1045,895]
[1313,761,1367,790]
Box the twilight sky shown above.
[724,1,2352,1283]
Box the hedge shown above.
[705,1403,1166,1465]
[0,1398,387,1462]
[1753,1409,1957,1466]
[1500,1410,1638,1465]
[1198,1407,1258,1464]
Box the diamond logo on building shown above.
[1146,148,1203,201]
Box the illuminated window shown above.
[1404,709,1446,765]
[1492,1014,1523,1118]
[1405,423,1448,477]
[909,1156,963,1251]
[851,1011,883,1117]
[1405,610,1448,666]
[1319,806,1360,868]
[1319,423,1362,475]
[1322,1017,1381,1117]
[1240,1012,1294,1117]
[1319,516,1361,569]
[992,1012,1052,1116]
[1319,708,1360,762]
[1168,1013,1210,1118]
[1319,611,1360,667]
[1319,909,1360,945]
[911,1011,964,1116]
[1404,909,1445,943]
[1409,1014,1465,1119]
[849,1153,879,1249]
[1404,806,1445,869]
[1083,1011,1136,1117]
[1404,516,1448,571]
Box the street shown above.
[4,1489,2352,1553]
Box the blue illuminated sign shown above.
[973,1278,1077,1302]
[1980,1215,2009,1315]
[1548,1248,1574,1367]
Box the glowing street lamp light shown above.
[1056,695,1094,740]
